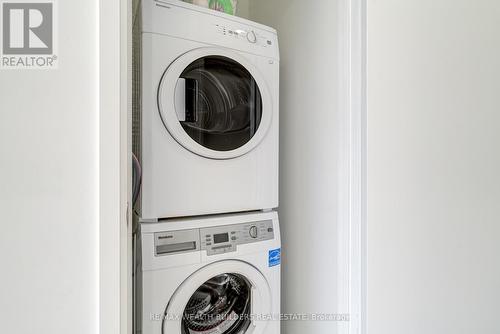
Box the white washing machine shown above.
[135,0,279,220]
[135,211,281,334]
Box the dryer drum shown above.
[182,273,252,334]
[179,56,263,152]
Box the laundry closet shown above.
[131,1,362,334]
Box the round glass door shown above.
[177,56,262,152]
[162,260,272,334]
[182,274,251,334]
[158,48,273,159]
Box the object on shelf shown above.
[209,0,238,15]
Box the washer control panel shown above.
[154,220,274,257]
[200,220,274,255]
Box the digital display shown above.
[213,233,229,244]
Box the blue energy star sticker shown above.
[268,248,281,267]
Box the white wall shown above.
[248,1,352,333]
[0,1,99,333]
[368,1,500,333]
[236,0,250,19]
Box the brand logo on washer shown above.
[1,0,57,69]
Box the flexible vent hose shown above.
[132,153,142,206]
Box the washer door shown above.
[158,47,272,159]
[163,260,272,334]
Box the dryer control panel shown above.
[214,23,274,48]
[154,220,275,256]
[142,0,280,60]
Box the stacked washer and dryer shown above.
[133,1,280,334]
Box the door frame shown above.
[99,0,132,334]
[337,0,367,333]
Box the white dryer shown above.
[135,211,281,334]
[135,0,279,220]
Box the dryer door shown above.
[158,47,273,160]
[163,260,272,334]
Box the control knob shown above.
[249,226,258,238]
[247,30,257,43]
